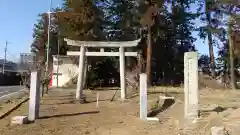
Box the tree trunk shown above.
[228,16,236,90]
[206,2,216,78]
[146,26,152,85]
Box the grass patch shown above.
[150,100,160,111]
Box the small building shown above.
[0,59,21,85]
[50,55,78,87]
[18,53,36,71]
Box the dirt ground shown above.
[1,87,240,135]
[0,90,29,118]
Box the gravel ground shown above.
[0,88,240,135]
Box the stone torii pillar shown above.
[76,46,86,102]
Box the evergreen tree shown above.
[213,0,240,89]
[30,0,221,89]
[197,0,240,79]
[145,0,199,85]
[103,0,141,69]
[197,0,221,78]
[59,0,105,41]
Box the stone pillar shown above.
[140,73,147,120]
[76,46,86,101]
[184,52,199,120]
[100,48,104,52]
[119,47,126,100]
[28,71,40,122]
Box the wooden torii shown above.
[65,38,141,102]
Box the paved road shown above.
[0,86,25,98]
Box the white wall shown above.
[51,55,78,87]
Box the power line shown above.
[6,51,19,62]
[6,50,18,59]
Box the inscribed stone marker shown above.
[184,52,199,120]
[140,73,147,120]
[28,71,41,122]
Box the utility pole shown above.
[46,0,52,74]
[3,41,8,74]
[57,28,60,88]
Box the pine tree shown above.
[168,0,199,83]
[58,0,105,41]
[139,0,165,85]
[137,0,199,85]
[197,0,240,80]
[214,0,240,89]
[196,0,219,78]
[30,0,216,89]
[104,0,141,69]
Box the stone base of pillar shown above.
[211,126,226,135]
[76,96,87,104]
[11,116,28,125]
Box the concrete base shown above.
[211,126,226,135]
[119,99,132,103]
[78,97,87,104]
[11,116,28,125]
[159,96,175,100]
[147,117,159,122]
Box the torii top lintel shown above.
[64,38,141,48]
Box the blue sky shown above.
[0,0,216,62]
[0,0,62,61]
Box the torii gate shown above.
[65,38,140,101]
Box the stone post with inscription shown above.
[28,71,41,122]
[184,52,199,120]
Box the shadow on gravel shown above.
[147,99,175,117]
[148,91,183,95]
[39,111,100,120]
[43,97,75,101]
[129,91,183,99]
[200,106,239,117]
